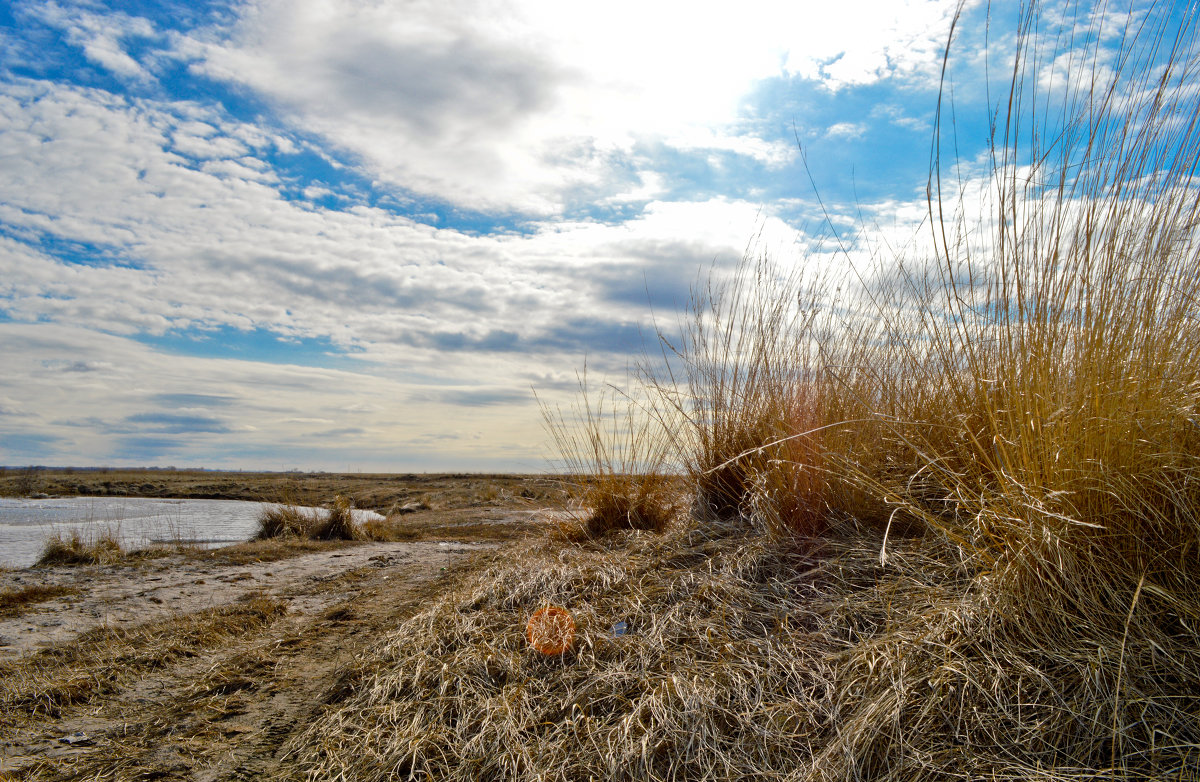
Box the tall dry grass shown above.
[540,371,683,540]
[296,3,1200,779]
[256,495,363,541]
[533,0,1200,773]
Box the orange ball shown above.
[526,605,576,655]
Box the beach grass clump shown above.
[312,495,361,541]
[541,372,683,541]
[656,258,897,538]
[35,530,124,567]
[256,496,361,541]
[255,503,320,539]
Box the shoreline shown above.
[0,495,551,778]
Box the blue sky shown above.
[0,0,1169,471]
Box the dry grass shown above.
[0,597,286,724]
[288,526,837,780]
[290,521,1200,780]
[0,585,81,618]
[182,537,359,565]
[318,495,361,540]
[255,503,318,539]
[540,371,685,541]
[0,468,557,513]
[256,496,362,541]
[296,3,1200,780]
[34,530,124,567]
[653,257,895,537]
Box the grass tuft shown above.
[540,371,683,542]
[313,495,361,541]
[256,496,361,541]
[255,504,320,539]
[34,530,124,567]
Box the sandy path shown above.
[0,539,491,660]
[0,528,528,780]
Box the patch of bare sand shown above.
[0,508,550,781]
[0,539,488,660]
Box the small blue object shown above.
[612,620,630,637]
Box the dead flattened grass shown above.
[281,526,894,780]
[0,585,81,618]
[186,536,360,565]
[287,522,1200,781]
[0,596,286,723]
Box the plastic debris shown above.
[611,620,631,637]
[526,605,575,655]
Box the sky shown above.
[0,0,1170,472]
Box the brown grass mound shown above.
[311,496,361,541]
[285,522,1200,780]
[255,504,321,539]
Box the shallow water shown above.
[0,497,381,569]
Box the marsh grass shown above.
[256,496,362,541]
[540,373,683,541]
[292,2,1200,779]
[34,529,124,567]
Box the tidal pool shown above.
[0,497,381,569]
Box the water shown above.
[0,497,382,569]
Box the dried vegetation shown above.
[0,598,286,725]
[33,530,124,567]
[256,496,363,541]
[289,3,1200,780]
[0,585,80,618]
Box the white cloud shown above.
[825,122,867,140]
[180,0,968,213]
[26,2,158,81]
[869,103,930,131]
[0,323,548,470]
[0,77,808,381]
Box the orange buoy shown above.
[526,605,576,655]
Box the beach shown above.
[0,471,559,779]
